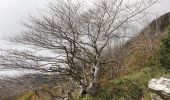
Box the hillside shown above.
[82,12,170,99]
[79,12,170,100]
[117,12,170,75]
[100,12,170,80]
[109,12,170,99]
[126,12,170,67]
[4,12,170,100]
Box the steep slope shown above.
[14,12,170,100]
[103,12,170,99]
[102,13,170,79]
[83,12,170,100]
[119,12,170,74]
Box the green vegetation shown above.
[17,91,35,100]
[18,32,170,100]
[18,33,170,100]
[159,27,170,70]
[83,67,169,100]
[84,68,168,100]
[82,32,170,100]
[16,22,170,100]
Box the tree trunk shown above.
[80,65,102,97]
[80,88,87,98]
[87,66,101,96]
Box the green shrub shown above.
[159,27,170,70]
[111,78,143,100]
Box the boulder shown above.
[148,77,170,100]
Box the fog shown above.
[0,0,47,36]
[0,0,169,77]
[0,0,169,36]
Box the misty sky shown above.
[0,0,169,76]
[0,0,170,37]
[0,0,47,36]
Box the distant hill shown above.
[85,12,170,100]
[102,12,170,78]
[109,12,170,76]
[4,12,170,100]
[142,12,170,35]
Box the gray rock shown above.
[148,77,170,100]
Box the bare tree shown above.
[0,0,158,97]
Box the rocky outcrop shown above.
[148,77,170,100]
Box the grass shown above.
[82,68,169,100]
[82,53,170,100]
[17,91,35,100]
[17,32,169,100]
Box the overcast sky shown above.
[0,0,170,37]
[0,0,169,75]
[0,0,47,36]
